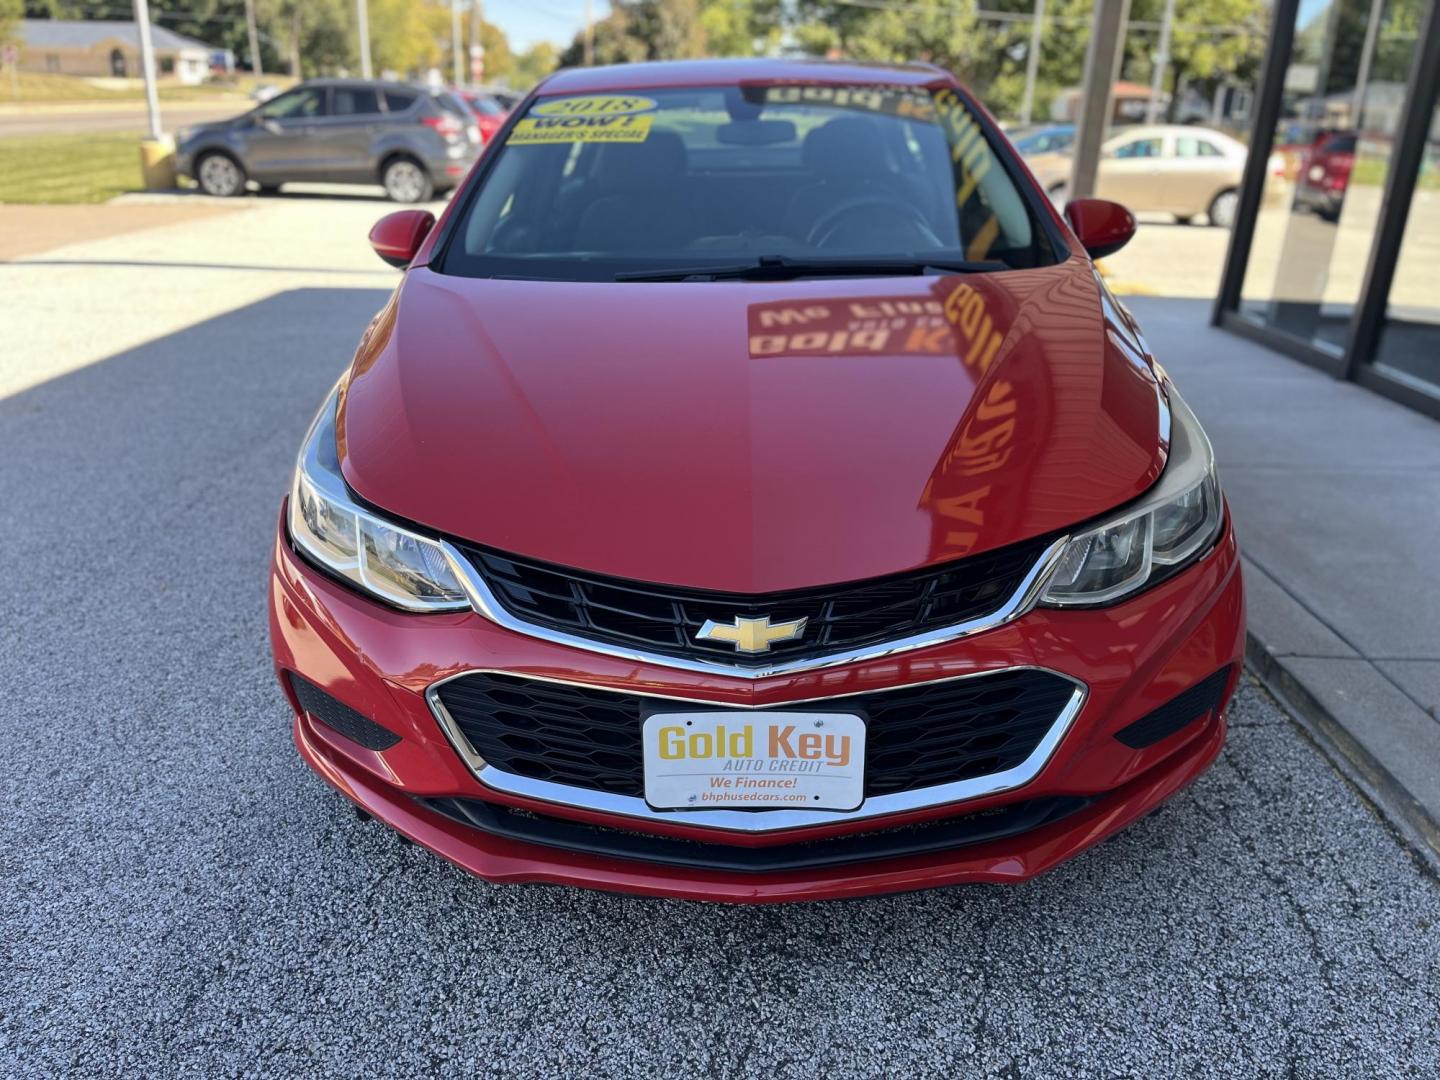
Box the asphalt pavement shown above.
[2,198,1438,1078]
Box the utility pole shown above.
[1019,0,1046,127]
[132,0,162,140]
[1145,0,1175,124]
[1352,0,1386,128]
[356,0,373,79]
[470,0,485,84]
[451,0,463,86]
[584,0,594,66]
[244,0,263,81]
[1069,0,1131,200]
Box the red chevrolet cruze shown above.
[270,59,1244,903]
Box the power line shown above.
[825,0,1257,36]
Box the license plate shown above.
[642,711,866,811]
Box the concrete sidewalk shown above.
[1131,297,1440,859]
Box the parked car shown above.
[273,59,1242,903]
[455,87,514,144]
[1013,122,1075,158]
[1030,124,1280,227]
[176,78,482,202]
[1294,130,1357,221]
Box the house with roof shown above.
[16,19,224,86]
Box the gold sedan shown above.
[1027,124,1276,228]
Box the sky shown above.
[484,0,613,53]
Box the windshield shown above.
[436,84,1056,281]
[1014,127,1074,155]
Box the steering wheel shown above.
[806,195,944,250]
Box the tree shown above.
[558,3,645,67]
[364,0,447,77]
[843,0,987,74]
[473,17,514,84]
[256,0,353,77]
[512,41,558,90]
[559,0,709,67]
[783,0,1268,124]
[699,0,782,56]
[630,0,706,58]
[790,0,876,57]
[1129,0,1268,121]
[1,0,22,47]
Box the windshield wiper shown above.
[614,254,1007,282]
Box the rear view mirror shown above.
[369,209,436,269]
[1064,198,1136,259]
[716,120,797,146]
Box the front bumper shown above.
[269,507,1244,903]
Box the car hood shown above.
[183,114,250,137]
[338,258,1166,593]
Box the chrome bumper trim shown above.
[426,667,1087,834]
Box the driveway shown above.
[2,198,1436,1077]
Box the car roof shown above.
[1107,124,1235,139]
[298,77,433,92]
[536,57,948,97]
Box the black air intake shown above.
[420,795,1092,873]
[1114,666,1233,749]
[288,672,401,751]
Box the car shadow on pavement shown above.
[151,184,450,204]
[2,288,1438,1077]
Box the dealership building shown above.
[1212,0,1440,418]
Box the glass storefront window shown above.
[1370,103,1440,389]
[1238,0,1421,355]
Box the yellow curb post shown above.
[139,135,176,191]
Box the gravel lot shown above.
[2,203,1438,1078]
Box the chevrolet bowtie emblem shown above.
[696,615,808,654]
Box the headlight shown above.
[288,386,471,612]
[1040,388,1223,607]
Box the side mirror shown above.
[369,209,436,269]
[1064,198,1136,259]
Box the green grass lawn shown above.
[0,133,142,204]
[1350,156,1440,191]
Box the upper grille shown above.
[453,537,1052,668]
[433,669,1078,800]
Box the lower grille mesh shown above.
[434,669,1078,798]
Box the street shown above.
[0,100,249,138]
[1,196,1437,1077]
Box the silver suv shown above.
[176,79,483,202]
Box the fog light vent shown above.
[288,673,400,751]
[1114,666,1233,749]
